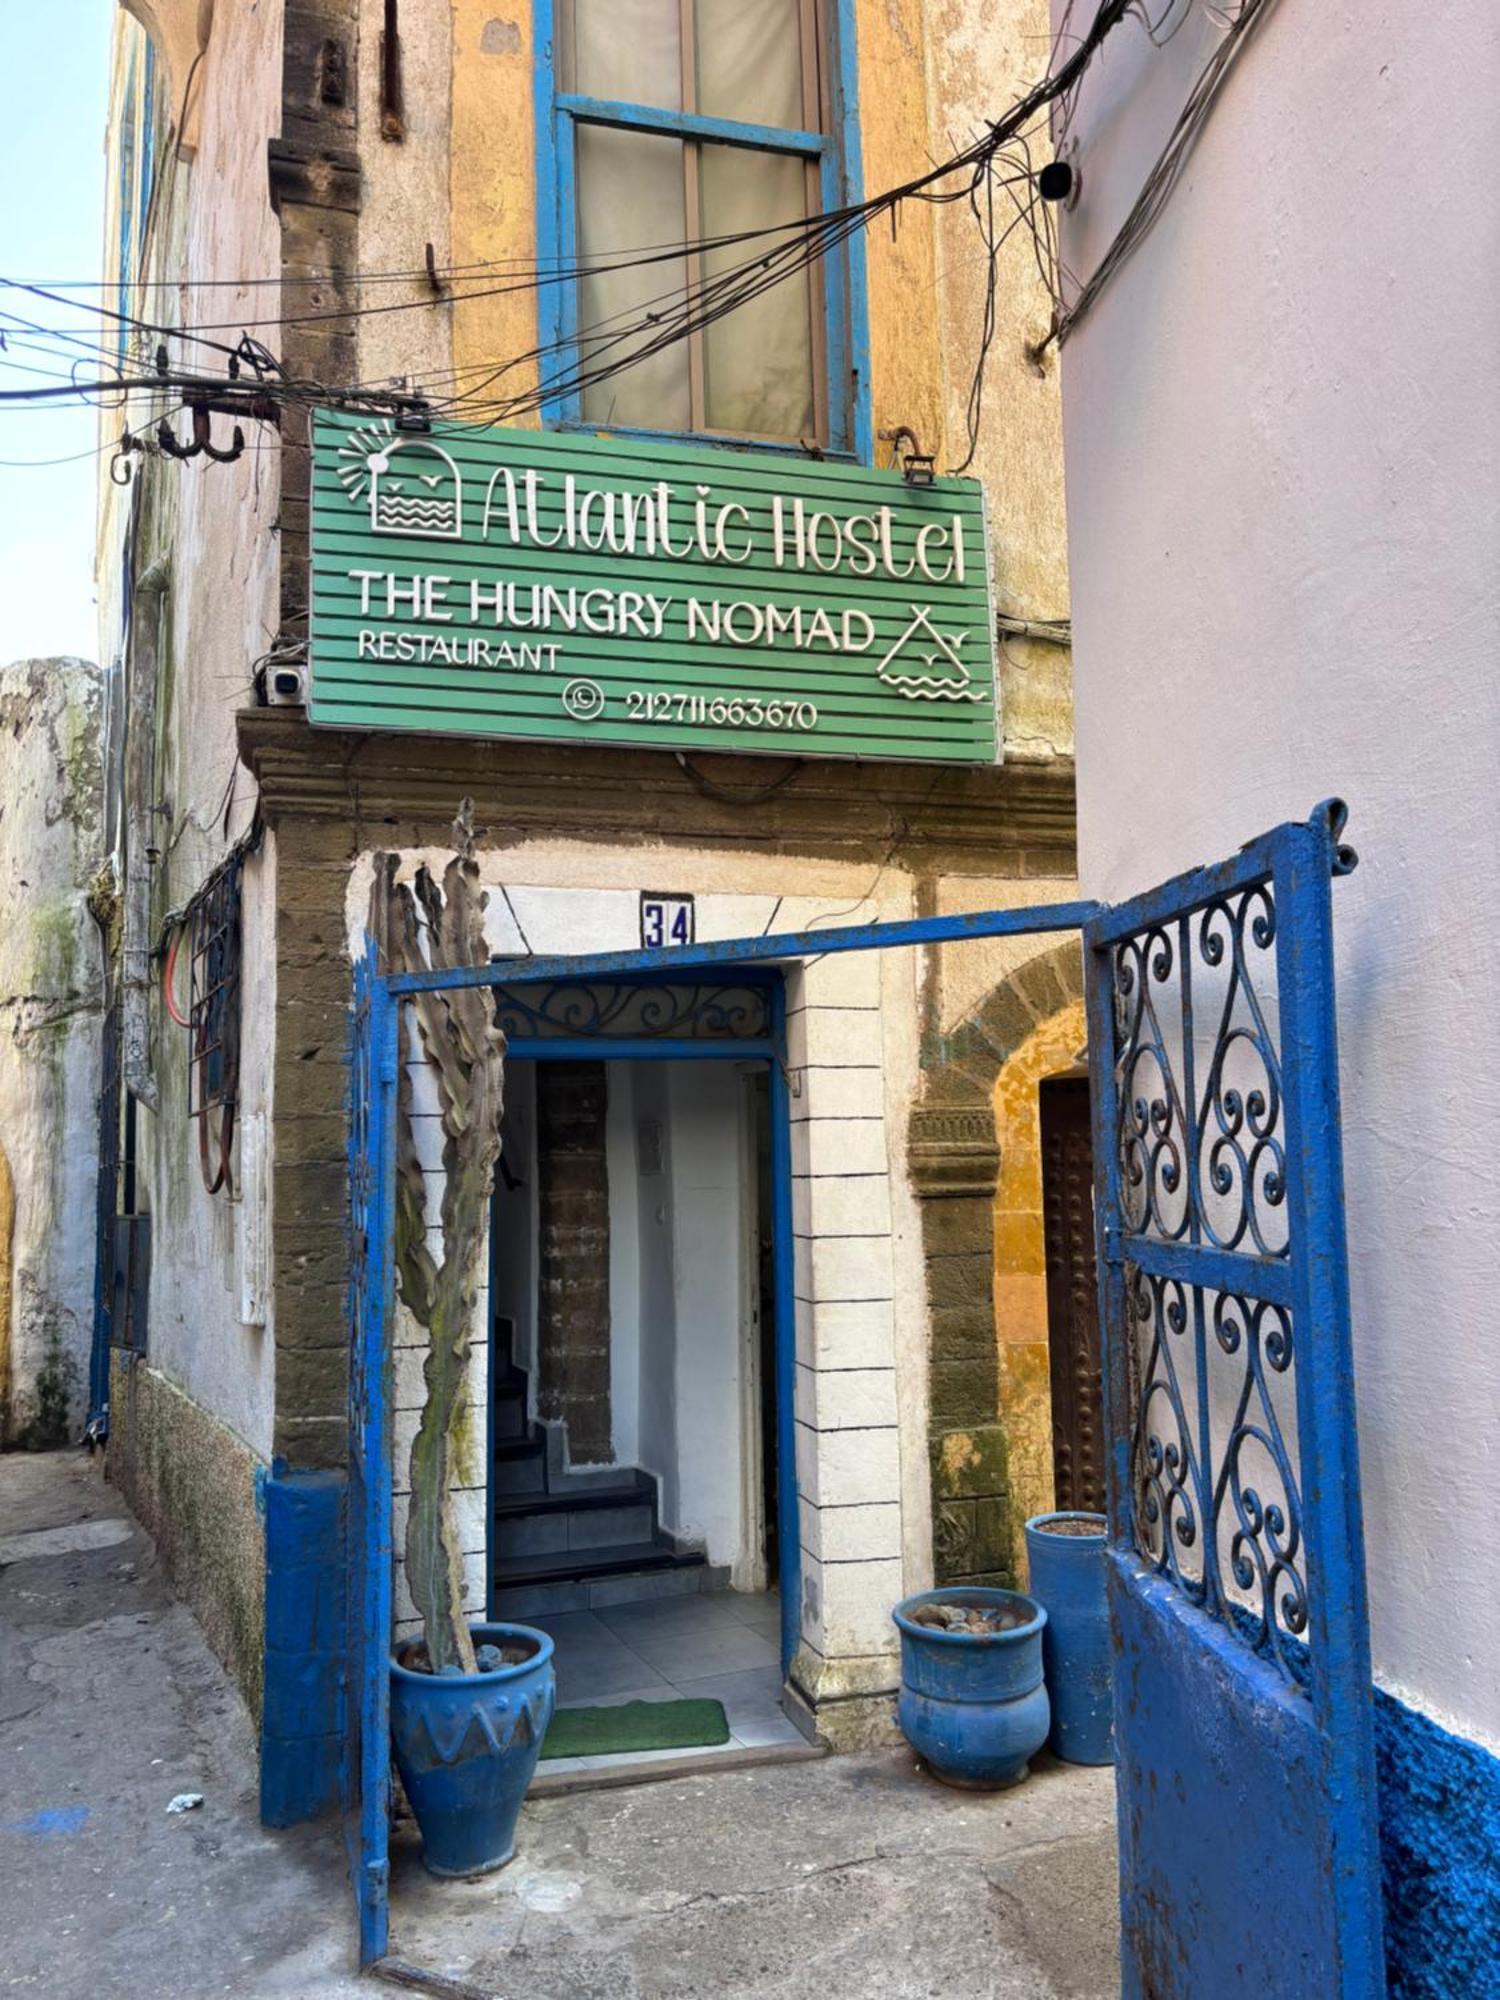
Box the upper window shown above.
[546,1,865,453]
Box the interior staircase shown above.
[490,1320,719,1618]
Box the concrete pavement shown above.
[0,1449,1120,1999]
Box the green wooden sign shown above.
[309,411,999,764]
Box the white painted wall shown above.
[96,0,283,1466]
[667,1061,749,1571]
[1054,0,1500,1749]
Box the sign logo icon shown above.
[336,420,463,540]
[562,679,606,721]
[876,606,984,703]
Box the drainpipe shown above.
[123,557,169,1112]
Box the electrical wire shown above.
[1041,0,1279,350]
[2,1,1138,446]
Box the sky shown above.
[0,3,112,664]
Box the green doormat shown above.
[541,1698,730,1760]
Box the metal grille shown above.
[187,855,242,1194]
[187,854,242,1115]
[1102,874,1307,1678]
[492,978,772,1043]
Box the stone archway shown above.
[906,939,1085,1591]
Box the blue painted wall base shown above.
[1376,1688,1500,1999]
[260,1465,346,1828]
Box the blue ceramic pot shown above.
[390,1621,556,1878]
[1024,1511,1114,1766]
[892,1588,1049,1790]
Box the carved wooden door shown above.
[1041,1075,1105,1512]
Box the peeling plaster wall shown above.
[922,0,1073,759]
[354,0,454,388]
[0,660,105,1447]
[97,2,282,1466]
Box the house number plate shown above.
[641,893,695,949]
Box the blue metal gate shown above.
[340,808,1381,1986]
[1083,801,1383,1996]
[345,952,397,1968]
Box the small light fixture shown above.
[392,376,433,433]
[1037,158,1078,207]
[879,425,937,487]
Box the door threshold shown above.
[530,1737,826,1799]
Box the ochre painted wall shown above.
[427,0,1073,760]
[991,998,1088,1580]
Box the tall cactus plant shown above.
[368,803,506,1677]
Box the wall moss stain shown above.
[0,658,105,1446]
[11,1314,78,1452]
[107,1356,268,1724]
[25,899,81,1016]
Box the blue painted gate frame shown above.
[343,803,1382,1990]
[1083,801,1383,1996]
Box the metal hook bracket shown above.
[157,402,247,464]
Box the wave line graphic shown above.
[879,671,988,703]
[374,497,457,529]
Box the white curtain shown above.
[701,143,815,438]
[695,0,806,129]
[572,0,681,108]
[577,125,692,431]
[571,1,818,439]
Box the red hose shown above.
[163,927,190,1028]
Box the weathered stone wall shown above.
[106,1353,267,1722]
[908,938,1085,1589]
[0,659,105,1448]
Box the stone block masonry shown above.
[272,827,361,1471]
[909,938,1087,1590]
[536,1061,612,1465]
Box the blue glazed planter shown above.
[390,1622,556,1878]
[892,1588,1049,1790]
[1024,1511,1115,1766]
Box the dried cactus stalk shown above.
[367,806,506,1677]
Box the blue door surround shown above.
[331,814,1386,1983]
[482,969,801,1678]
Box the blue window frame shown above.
[534,0,872,461]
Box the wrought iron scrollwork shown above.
[1210,1290,1307,1679]
[493,979,770,1042]
[1111,880,1288,1257]
[1114,926,1191,1241]
[1195,888,1287,1256]
[1127,1264,1205,1602]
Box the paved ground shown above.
[0,1450,1120,1999]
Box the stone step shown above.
[495,1560,730,1621]
[491,1467,654,1517]
[492,1538,700,1590]
[491,1435,547,1496]
[495,1499,656,1561]
[491,1366,530,1442]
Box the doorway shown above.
[1039,1074,1105,1514]
[483,998,798,1768]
